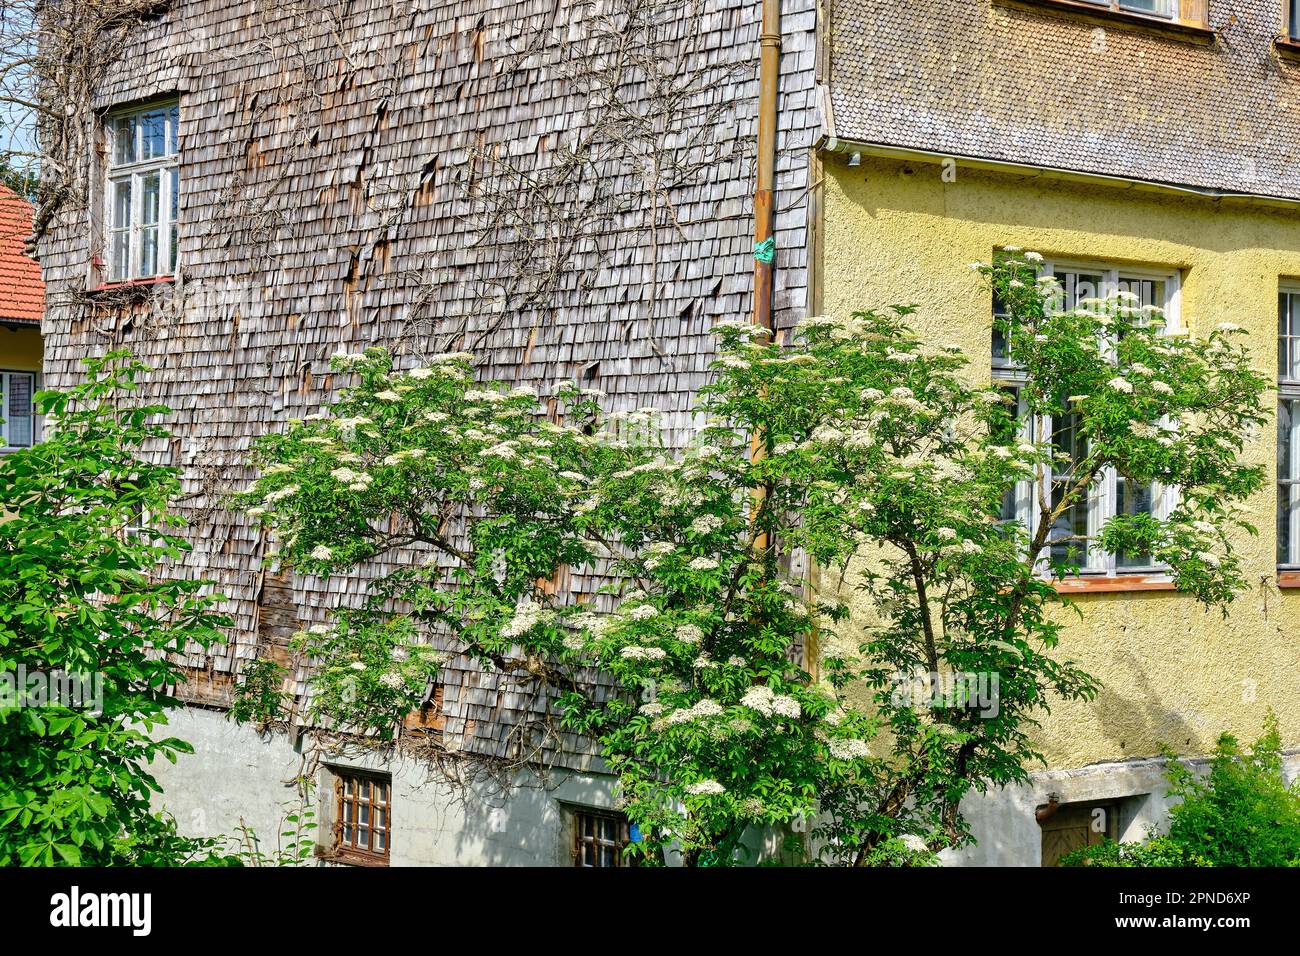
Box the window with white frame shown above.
[104,101,179,283]
[1,370,37,450]
[993,260,1180,574]
[1278,288,1300,567]
[1079,0,1177,20]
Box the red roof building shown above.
[0,184,43,327]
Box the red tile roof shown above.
[0,184,43,326]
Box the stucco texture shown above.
[821,152,1300,771]
[0,326,41,372]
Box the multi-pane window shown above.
[572,809,631,867]
[104,102,179,282]
[1291,0,1300,41]
[993,260,1179,573]
[332,771,391,865]
[1080,0,1179,19]
[1,370,37,450]
[1278,289,1300,567]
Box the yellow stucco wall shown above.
[821,153,1300,771]
[0,325,43,372]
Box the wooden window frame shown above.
[102,100,180,284]
[1278,287,1300,576]
[993,258,1181,583]
[570,807,632,868]
[1000,0,1213,39]
[327,769,391,867]
[0,369,39,451]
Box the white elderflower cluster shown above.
[690,514,723,534]
[310,545,333,561]
[620,646,668,661]
[741,685,801,720]
[684,780,726,796]
[665,698,725,725]
[674,624,704,644]
[502,600,556,639]
[828,738,871,760]
[264,484,299,503]
[1107,376,1134,394]
[688,556,719,572]
[379,672,405,690]
[627,604,659,621]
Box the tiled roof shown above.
[827,0,1300,200]
[0,184,43,325]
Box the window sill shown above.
[1053,573,1176,594]
[316,846,389,868]
[996,0,1217,45]
[1276,36,1300,62]
[1276,570,1300,588]
[89,275,175,294]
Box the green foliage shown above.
[1060,835,1210,868]
[229,656,291,727]
[1063,712,1300,868]
[0,352,231,865]
[233,791,319,866]
[245,256,1267,865]
[1161,712,1300,866]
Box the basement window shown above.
[329,770,391,866]
[103,101,180,283]
[570,807,632,867]
[0,369,37,450]
[993,258,1181,576]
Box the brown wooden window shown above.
[332,771,391,866]
[572,809,630,867]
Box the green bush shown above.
[1065,712,1300,868]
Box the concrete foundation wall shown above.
[154,707,1299,866]
[151,707,619,867]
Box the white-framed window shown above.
[1277,287,1300,567]
[0,369,38,450]
[1079,0,1177,20]
[104,101,180,283]
[993,259,1181,574]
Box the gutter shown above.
[818,136,1300,212]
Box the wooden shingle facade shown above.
[38,0,820,769]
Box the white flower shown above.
[688,556,719,572]
[310,545,333,560]
[246,506,266,517]
[1107,376,1133,394]
[374,390,401,402]
[1216,322,1241,332]
[628,604,659,621]
[639,701,664,716]
[349,661,366,671]
[691,514,723,535]
[1197,551,1221,567]
[674,624,704,645]
[684,780,726,796]
[741,685,801,720]
[1024,251,1044,262]
[1152,381,1173,395]
[1067,394,1088,404]
[828,738,871,760]
[407,367,434,379]
[309,624,330,635]
[620,646,668,661]
[665,699,724,725]
[379,672,405,689]
[936,527,958,541]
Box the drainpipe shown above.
[752,0,781,335]
[749,0,782,559]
